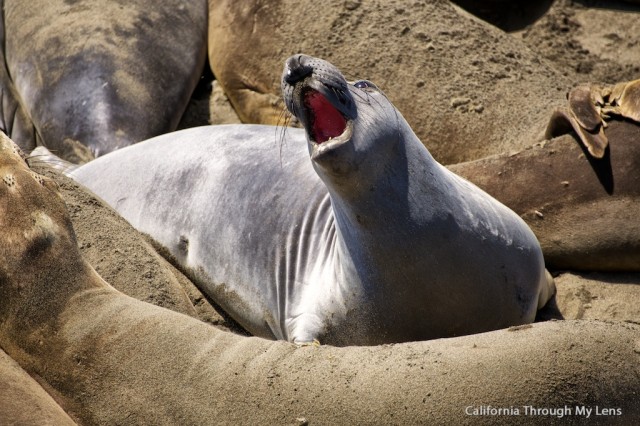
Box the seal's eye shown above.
[353,80,378,91]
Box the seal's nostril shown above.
[284,56,313,85]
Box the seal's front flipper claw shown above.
[294,339,321,348]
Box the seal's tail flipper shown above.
[545,83,609,159]
[545,79,640,159]
[545,83,611,158]
[537,269,556,311]
[545,107,608,159]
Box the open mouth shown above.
[303,89,349,144]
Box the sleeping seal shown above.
[2,0,207,161]
[70,55,554,345]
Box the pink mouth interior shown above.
[304,90,347,143]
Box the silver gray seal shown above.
[70,55,554,345]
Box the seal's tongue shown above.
[304,90,347,143]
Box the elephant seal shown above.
[451,124,640,271]
[70,55,554,345]
[2,0,207,160]
[0,132,638,424]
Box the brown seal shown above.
[0,131,638,424]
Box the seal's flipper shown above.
[568,85,602,132]
[545,108,575,139]
[572,120,608,159]
[26,146,78,174]
[616,79,640,123]
[545,108,608,159]
[537,270,556,311]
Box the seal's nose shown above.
[284,55,314,86]
[282,54,358,122]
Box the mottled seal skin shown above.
[0,132,638,424]
[71,55,554,345]
[2,0,207,160]
[450,119,640,271]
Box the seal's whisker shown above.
[276,104,291,129]
[331,86,351,109]
[350,89,368,102]
[275,108,291,142]
[351,89,376,107]
[368,92,387,111]
[276,119,290,146]
[275,107,296,167]
[356,107,377,123]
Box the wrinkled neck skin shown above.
[315,94,443,237]
[309,100,449,344]
[326,132,440,269]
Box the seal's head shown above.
[0,132,78,306]
[282,55,405,184]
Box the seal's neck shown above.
[326,131,453,289]
[329,132,444,231]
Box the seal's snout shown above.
[282,55,357,146]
